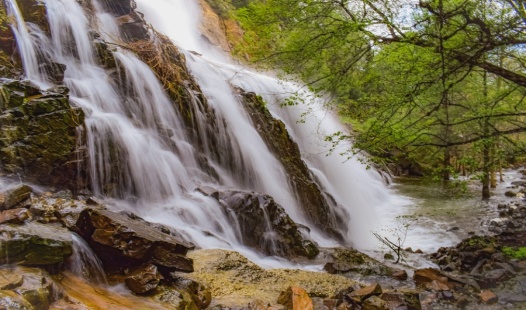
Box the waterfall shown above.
[134,0,397,249]
[7,0,401,259]
[66,233,107,284]
[4,0,44,84]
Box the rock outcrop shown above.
[0,222,73,265]
[216,189,319,259]
[0,80,85,191]
[0,266,62,310]
[241,91,347,240]
[73,208,194,275]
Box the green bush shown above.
[502,246,526,260]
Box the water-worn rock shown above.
[125,264,163,294]
[413,268,458,290]
[217,190,319,258]
[0,207,30,224]
[73,208,194,274]
[362,295,389,310]
[0,266,61,310]
[0,80,85,191]
[348,283,382,302]
[323,248,394,277]
[0,184,32,210]
[479,290,498,303]
[277,286,314,310]
[0,222,72,265]
[241,91,346,240]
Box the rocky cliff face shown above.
[240,91,348,240]
[0,80,85,191]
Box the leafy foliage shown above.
[230,0,526,197]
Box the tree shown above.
[235,0,526,197]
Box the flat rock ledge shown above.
[73,208,195,275]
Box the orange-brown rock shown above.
[348,283,383,302]
[277,286,314,310]
[0,208,30,224]
[413,268,456,290]
[479,290,498,304]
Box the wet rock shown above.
[324,248,394,277]
[120,20,149,42]
[391,269,408,281]
[498,276,526,303]
[505,190,517,197]
[0,80,85,192]
[86,196,104,206]
[441,290,454,300]
[125,264,163,294]
[0,222,73,265]
[98,0,136,15]
[170,275,211,309]
[196,186,219,199]
[73,208,194,274]
[0,184,32,210]
[512,181,526,187]
[482,269,511,287]
[0,208,30,224]
[0,290,33,310]
[217,190,319,258]
[277,286,314,310]
[479,290,498,304]
[240,91,345,240]
[0,266,61,310]
[379,293,405,309]
[348,283,382,302]
[413,268,457,290]
[362,295,389,310]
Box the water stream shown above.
[66,233,107,284]
[5,0,479,271]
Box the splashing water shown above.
[66,233,107,284]
[4,0,47,86]
[134,0,403,250]
[8,0,421,263]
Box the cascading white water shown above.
[66,233,107,284]
[11,0,319,266]
[9,0,403,261]
[4,0,45,84]
[133,0,399,249]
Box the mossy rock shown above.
[0,223,73,265]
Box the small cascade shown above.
[4,0,44,84]
[66,233,107,284]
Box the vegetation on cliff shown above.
[219,0,526,198]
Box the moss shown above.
[502,246,526,260]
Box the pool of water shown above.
[385,170,523,253]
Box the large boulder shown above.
[0,80,85,192]
[323,248,395,277]
[216,189,319,259]
[240,91,346,241]
[0,222,73,265]
[73,208,194,274]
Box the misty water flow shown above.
[66,233,107,284]
[6,0,473,271]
